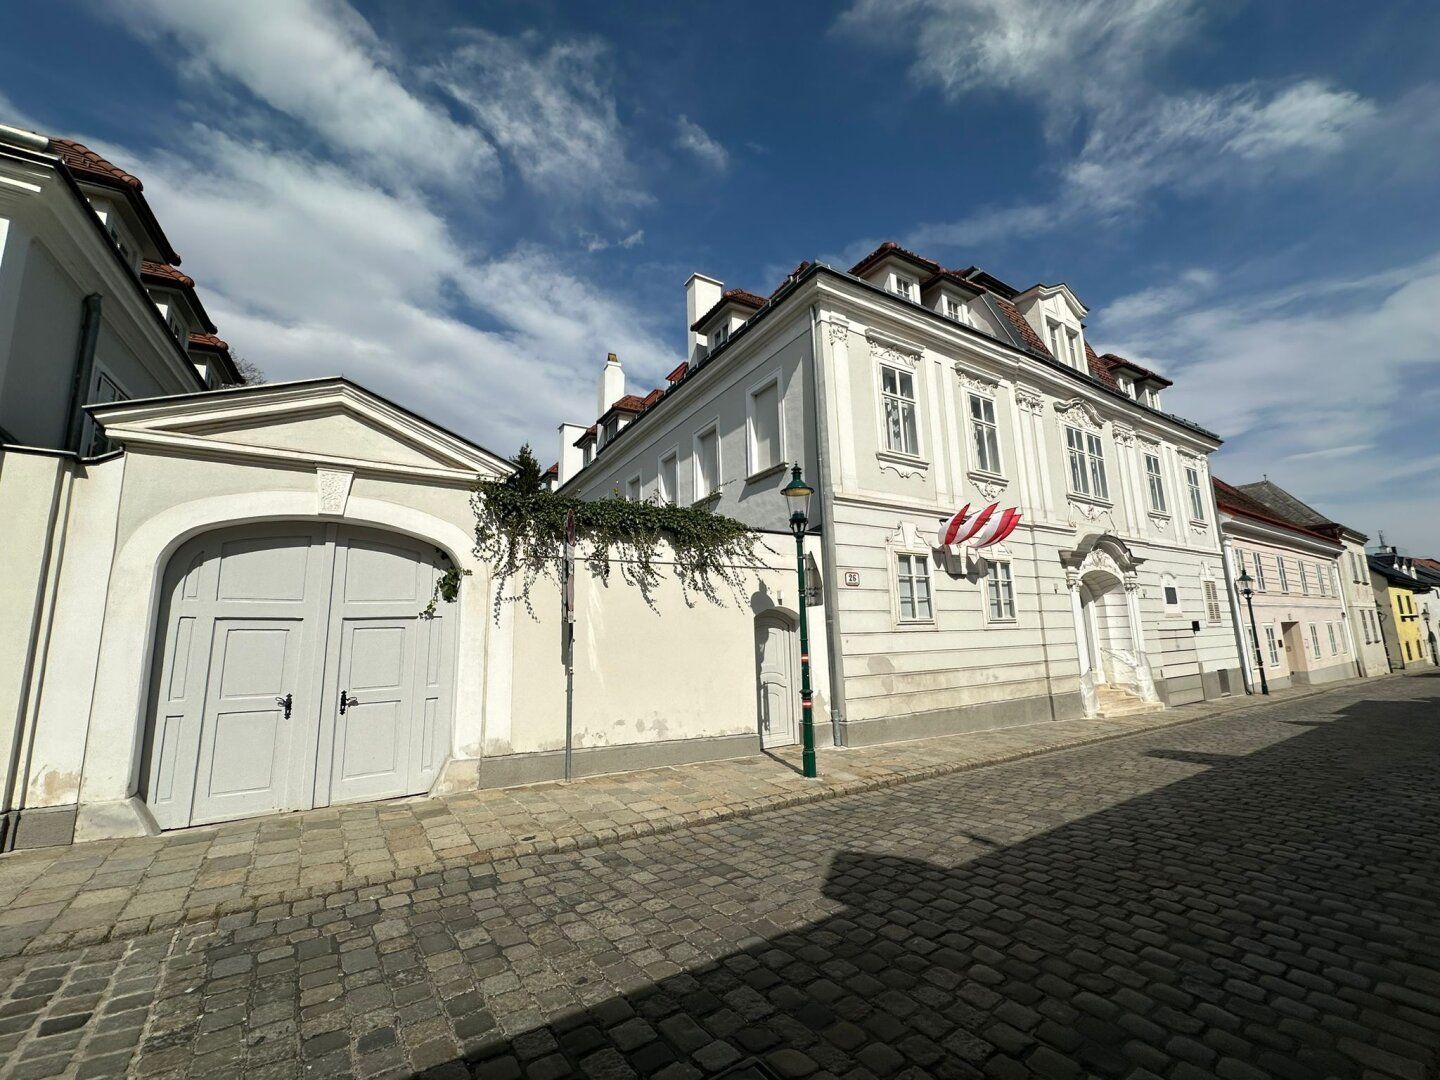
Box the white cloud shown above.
[674,115,729,171]
[96,127,674,456]
[838,0,1203,126]
[908,79,1380,248]
[1094,254,1440,549]
[433,30,644,210]
[105,0,496,188]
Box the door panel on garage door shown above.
[330,620,415,803]
[190,619,303,825]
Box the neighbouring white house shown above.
[0,123,824,850]
[560,242,1246,750]
[1222,479,1390,680]
[1213,479,1367,690]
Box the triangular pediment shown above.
[89,377,512,480]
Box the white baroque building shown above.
[562,243,1244,747]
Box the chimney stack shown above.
[597,352,625,417]
[557,423,586,485]
[685,273,723,365]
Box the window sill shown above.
[876,450,929,478]
[691,492,722,510]
[894,618,937,631]
[745,461,790,485]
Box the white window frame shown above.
[1064,425,1109,501]
[1066,328,1083,370]
[1203,577,1222,626]
[745,374,784,479]
[1299,563,1310,596]
[984,559,1016,623]
[1143,453,1167,515]
[1265,625,1281,666]
[1309,624,1322,660]
[888,272,919,302]
[944,294,972,325]
[1278,557,1290,594]
[1327,622,1339,655]
[967,392,1002,476]
[1161,573,1182,616]
[657,448,679,506]
[1251,551,1266,592]
[1185,465,1206,521]
[894,551,934,625]
[625,474,641,502]
[879,363,922,459]
[692,423,721,503]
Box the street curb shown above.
[14,676,1383,959]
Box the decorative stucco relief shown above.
[317,468,354,515]
[1054,397,1105,432]
[865,327,923,370]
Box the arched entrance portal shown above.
[140,521,457,830]
[1061,535,1158,716]
[754,610,800,749]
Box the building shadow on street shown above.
[437,695,1440,1079]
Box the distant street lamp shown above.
[782,464,818,779]
[1236,567,1268,695]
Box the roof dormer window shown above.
[708,322,730,354]
[1066,328,1084,370]
[944,295,973,326]
[889,273,918,302]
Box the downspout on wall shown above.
[1219,539,1255,694]
[62,293,103,454]
[808,304,847,746]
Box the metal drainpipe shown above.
[807,304,847,747]
[1219,539,1255,694]
[63,294,103,454]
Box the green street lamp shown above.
[1236,567,1269,695]
[782,464,818,778]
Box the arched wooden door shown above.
[142,522,456,829]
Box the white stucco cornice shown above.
[1218,509,1344,557]
[89,377,514,479]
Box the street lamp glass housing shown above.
[782,464,813,534]
[1236,567,1253,598]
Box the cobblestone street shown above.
[1,674,1437,1079]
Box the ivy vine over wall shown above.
[456,445,769,621]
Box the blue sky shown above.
[4,0,1439,548]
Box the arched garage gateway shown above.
[65,379,511,841]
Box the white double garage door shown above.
[143,522,456,830]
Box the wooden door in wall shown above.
[756,612,799,749]
[142,523,456,830]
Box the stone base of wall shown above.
[837,691,1085,749]
[1,804,78,852]
[1158,666,1242,706]
[1291,660,1363,687]
[466,729,801,790]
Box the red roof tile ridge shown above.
[848,240,943,277]
[141,260,196,289]
[49,137,143,189]
[188,331,229,351]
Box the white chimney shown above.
[685,273,724,365]
[557,423,587,485]
[597,351,625,417]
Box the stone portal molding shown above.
[317,468,354,515]
[865,327,923,370]
[1054,397,1105,432]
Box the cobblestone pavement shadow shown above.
[0,679,1436,1078]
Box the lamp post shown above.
[781,464,818,778]
[1236,568,1268,695]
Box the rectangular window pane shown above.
[1144,454,1166,513]
[1086,432,1109,500]
[896,553,932,621]
[751,381,781,472]
[987,562,1015,620]
[659,453,677,504]
[969,394,1000,473]
[1266,626,1280,665]
[1309,625,1321,658]
[1186,467,1205,520]
[881,366,919,456]
[696,429,718,499]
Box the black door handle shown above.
[339,689,359,714]
[275,693,292,719]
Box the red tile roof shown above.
[848,241,942,279]
[665,361,688,385]
[1098,352,1173,388]
[690,288,767,332]
[141,260,195,289]
[991,295,1052,358]
[187,332,230,353]
[771,261,812,298]
[1213,478,1343,547]
[49,138,143,189]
